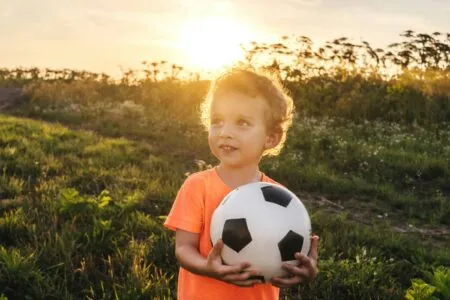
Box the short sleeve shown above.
[164,174,205,233]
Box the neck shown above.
[216,164,261,189]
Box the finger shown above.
[217,264,248,276]
[239,261,252,270]
[211,239,223,258]
[281,262,310,279]
[270,275,302,288]
[224,271,261,283]
[223,267,261,280]
[224,269,263,286]
[308,235,319,261]
[211,240,251,269]
[229,279,262,287]
[217,261,255,277]
[294,253,318,281]
[295,252,312,266]
[296,252,317,272]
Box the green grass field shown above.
[0,86,448,299]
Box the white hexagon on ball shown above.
[210,182,311,282]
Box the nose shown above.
[219,122,233,138]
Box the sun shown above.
[178,17,252,71]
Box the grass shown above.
[264,117,450,225]
[0,109,448,299]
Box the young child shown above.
[164,68,319,299]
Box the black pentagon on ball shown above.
[222,218,252,253]
[278,230,304,261]
[261,185,292,207]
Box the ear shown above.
[265,128,282,150]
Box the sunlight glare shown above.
[179,17,251,71]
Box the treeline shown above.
[1,30,449,125]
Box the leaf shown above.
[98,196,111,208]
[405,279,437,300]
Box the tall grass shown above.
[0,113,448,299]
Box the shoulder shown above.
[185,168,215,182]
[181,168,215,189]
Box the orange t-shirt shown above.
[164,168,280,300]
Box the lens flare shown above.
[178,17,252,71]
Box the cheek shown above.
[207,130,217,145]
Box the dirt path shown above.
[299,193,450,247]
[0,87,24,110]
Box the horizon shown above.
[1,0,449,77]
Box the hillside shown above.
[1,101,448,299]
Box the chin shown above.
[222,160,257,169]
[218,160,242,169]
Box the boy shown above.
[164,69,319,299]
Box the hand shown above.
[205,239,263,287]
[270,235,319,288]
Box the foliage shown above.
[0,30,449,299]
[264,117,450,224]
[0,113,448,299]
[405,266,450,300]
[405,279,438,300]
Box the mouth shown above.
[219,145,238,151]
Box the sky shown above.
[1,0,449,77]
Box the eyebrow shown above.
[211,112,254,120]
[237,114,254,121]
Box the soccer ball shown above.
[210,182,311,282]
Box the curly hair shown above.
[200,68,294,156]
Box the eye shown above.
[211,118,223,126]
[237,119,250,126]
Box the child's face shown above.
[208,92,277,169]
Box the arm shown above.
[175,229,210,276]
[175,229,263,287]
